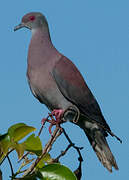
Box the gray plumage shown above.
[14,12,120,172]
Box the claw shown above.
[49,124,53,134]
[51,109,64,122]
[41,109,64,135]
[41,118,47,125]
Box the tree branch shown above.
[0,149,14,166]
[22,126,61,177]
[0,169,2,180]
[18,120,47,163]
[7,155,14,178]
[61,128,83,180]
[53,144,72,163]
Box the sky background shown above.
[0,0,129,179]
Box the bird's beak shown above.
[14,23,25,31]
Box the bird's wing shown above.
[52,55,110,130]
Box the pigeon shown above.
[14,12,121,172]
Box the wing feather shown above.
[52,55,110,130]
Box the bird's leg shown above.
[41,109,64,134]
[51,109,64,123]
[41,115,56,134]
[48,109,64,134]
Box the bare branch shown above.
[7,155,14,178]
[53,144,72,163]
[0,169,2,180]
[38,116,48,137]
[61,128,83,180]
[74,161,82,180]
[22,126,61,177]
[0,149,14,166]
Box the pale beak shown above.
[14,23,25,31]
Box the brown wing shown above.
[52,55,110,130]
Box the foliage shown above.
[0,122,82,179]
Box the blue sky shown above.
[0,0,128,179]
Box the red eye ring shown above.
[29,16,35,21]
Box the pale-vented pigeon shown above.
[14,12,121,172]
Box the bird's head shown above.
[14,12,48,31]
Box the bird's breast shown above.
[27,66,72,111]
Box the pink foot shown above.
[51,109,64,122]
[41,109,64,135]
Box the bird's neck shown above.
[28,26,61,68]
[31,26,52,48]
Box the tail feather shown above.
[84,127,118,172]
[69,111,119,172]
[92,130,118,172]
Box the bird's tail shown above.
[83,126,118,172]
[63,106,119,172]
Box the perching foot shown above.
[41,109,64,134]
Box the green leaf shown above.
[0,134,11,155]
[0,133,8,141]
[0,123,36,163]
[37,163,77,180]
[36,159,45,169]
[36,153,52,169]
[24,134,42,156]
[8,123,36,142]
[15,143,25,159]
[0,134,11,162]
[8,123,26,135]
[13,126,36,142]
[42,153,52,163]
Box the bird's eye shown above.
[29,16,35,21]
